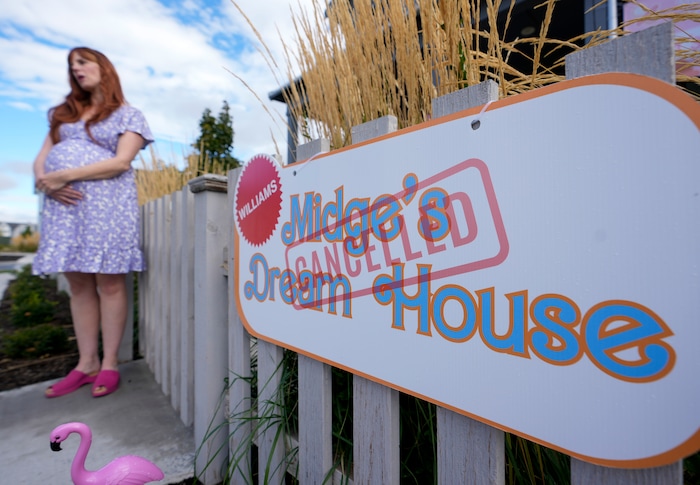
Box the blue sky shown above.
[0,0,316,224]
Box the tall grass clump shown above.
[196,342,300,484]
[135,146,230,206]
[279,0,578,149]
[9,228,40,253]
[265,0,698,151]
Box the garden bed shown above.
[0,267,77,392]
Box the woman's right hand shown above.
[48,185,83,206]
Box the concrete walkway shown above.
[0,360,195,484]
[0,271,14,298]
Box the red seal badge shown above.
[234,154,283,246]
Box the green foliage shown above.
[10,291,57,327]
[328,367,568,485]
[8,265,57,327]
[685,449,700,484]
[195,345,578,485]
[192,100,241,172]
[196,342,299,484]
[0,264,73,363]
[505,433,570,485]
[3,323,69,359]
[331,367,353,476]
[8,265,44,298]
[400,393,437,484]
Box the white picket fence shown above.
[138,23,687,484]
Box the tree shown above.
[192,100,241,172]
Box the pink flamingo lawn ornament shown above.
[50,422,165,484]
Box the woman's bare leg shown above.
[95,273,127,371]
[64,272,101,376]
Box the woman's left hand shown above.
[36,170,71,194]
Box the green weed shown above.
[3,323,69,359]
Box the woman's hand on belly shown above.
[37,168,72,194]
[47,184,83,206]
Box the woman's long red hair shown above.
[49,47,126,143]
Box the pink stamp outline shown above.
[279,158,509,309]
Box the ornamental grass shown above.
[277,0,698,151]
[135,146,229,206]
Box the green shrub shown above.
[8,265,46,301]
[3,324,69,359]
[10,291,57,327]
[685,449,700,483]
[7,265,59,327]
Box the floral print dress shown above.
[32,105,153,275]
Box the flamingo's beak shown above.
[50,441,62,452]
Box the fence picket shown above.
[119,272,133,362]
[351,115,401,485]
[138,204,145,359]
[298,356,333,483]
[293,138,335,484]
[565,21,682,484]
[145,200,156,370]
[565,22,674,84]
[169,191,182,411]
[153,197,164,384]
[257,340,286,484]
[432,79,506,485]
[191,175,230,485]
[180,187,196,426]
[160,194,172,397]
[226,168,253,484]
[137,202,149,360]
[571,459,682,485]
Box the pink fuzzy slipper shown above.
[92,369,120,398]
[45,370,97,398]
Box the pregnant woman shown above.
[32,47,153,398]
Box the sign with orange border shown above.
[233,73,700,468]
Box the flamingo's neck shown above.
[69,424,93,483]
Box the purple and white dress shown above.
[33,105,153,275]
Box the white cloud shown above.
[7,101,34,111]
[0,176,18,191]
[0,161,33,176]
[0,194,39,224]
